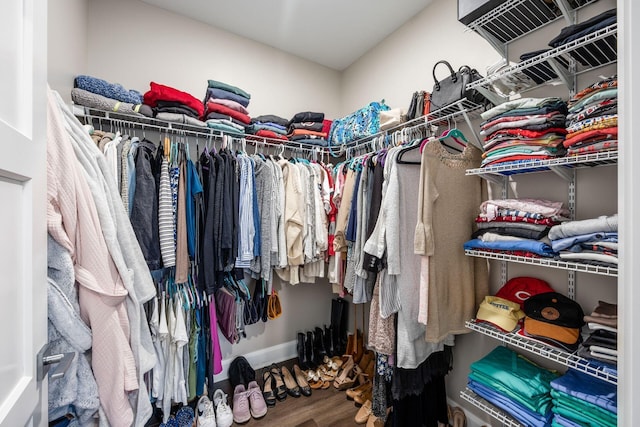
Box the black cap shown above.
[523,292,585,329]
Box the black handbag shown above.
[430,60,486,111]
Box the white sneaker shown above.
[196,395,217,427]
[213,389,234,427]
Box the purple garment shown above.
[209,295,223,374]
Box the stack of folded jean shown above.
[479,97,568,168]
[248,114,290,142]
[550,369,617,427]
[287,111,328,147]
[464,198,570,258]
[468,346,557,427]
[579,300,618,365]
[203,80,252,136]
[548,214,618,268]
[71,75,153,117]
[143,82,205,126]
[548,8,617,67]
[564,75,618,156]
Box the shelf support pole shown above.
[556,0,577,25]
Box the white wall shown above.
[340,0,501,115]
[85,0,342,120]
[47,0,88,103]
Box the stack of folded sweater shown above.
[548,8,617,67]
[479,97,568,168]
[550,369,617,427]
[72,75,153,117]
[143,82,205,126]
[579,300,618,365]
[287,111,328,146]
[564,75,618,156]
[464,198,569,258]
[548,214,618,268]
[248,114,290,141]
[203,80,252,136]
[468,346,557,427]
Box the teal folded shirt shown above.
[551,390,617,427]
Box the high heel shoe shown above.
[268,364,288,401]
[280,365,301,398]
[293,364,312,397]
[333,355,360,390]
[261,370,277,407]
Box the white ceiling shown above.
[141,0,433,70]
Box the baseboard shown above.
[447,396,490,427]
[216,340,298,382]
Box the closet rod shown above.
[75,106,324,156]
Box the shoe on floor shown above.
[213,389,234,427]
[195,396,216,427]
[355,399,372,424]
[232,384,251,424]
[247,380,268,419]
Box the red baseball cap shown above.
[495,277,555,310]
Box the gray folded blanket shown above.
[71,88,153,117]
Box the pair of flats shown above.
[195,389,234,427]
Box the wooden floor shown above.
[213,359,366,427]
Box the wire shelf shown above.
[464,250,618,277]
[460,389,524,427]
[468,23,617,96]
[466,150,618,176]
[466,0,599,46]
[334,98,487,156]
[466,320,618,384]
[73,105,326,156]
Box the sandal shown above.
[333,356,361,390]
[269,364,288,401]
[261,370,277,407]
[306,369,324,389]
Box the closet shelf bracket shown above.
[474,26,507,59]
[475,86,505,107]
[556,0,578,25]
[477,173,506,186]
[548,57,576,95]
[458,103,483,150]
[548,165,574,182]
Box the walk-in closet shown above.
[2,0,639,426]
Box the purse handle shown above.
[432,60,457,91]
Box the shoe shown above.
[346,381,371,401]
[212,389,233,427]
[354,384,373,407]
[366,413,385,427]
[293,364,312,397]
[355,400,372,424]
[314,326,328,366]
[333,355,360,390]
[195,395,216,427]
[261,370,277,407]
[297,332,309,370]
[269,364,288,401]
[160,415,179,427]
[281,365,301,398]
[324,324,335,357]
[247,380,268,419]
[305,331,317,370]
[175,406,195,427]
[232,384,251,424]
[451,406,467,427]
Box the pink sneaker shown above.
[247,381,268,419]
[232,384,251,424]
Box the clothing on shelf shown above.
[144,81,205,118]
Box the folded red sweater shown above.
[143,82,204,118]
[255,130,288,141]
[562,127,618,148]
[205,101,251,125]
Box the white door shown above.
[0,0,48,426]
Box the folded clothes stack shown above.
[579,300,618,365]
[143,82,205,126]
[464,198,569,258]
[548,8,617,67]
[548,214,618,268]
[564,75,618,156]
[287,111,328,147]
[550,369,617,427]
[72,74,153,117]
[479,97,568,168]
[203,80,252,136]
[468,346,557,427]
[248,114,290,142]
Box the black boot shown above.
[297,332,308,370]
[331,298,349,356]
[324,324,334,357]
[314,326,328,366]
[306,331,317,370]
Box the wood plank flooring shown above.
[213,360,364,427]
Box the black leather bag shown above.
[430,60,486,111]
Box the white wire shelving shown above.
[460,389,524,427]
[466,320,618,385]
